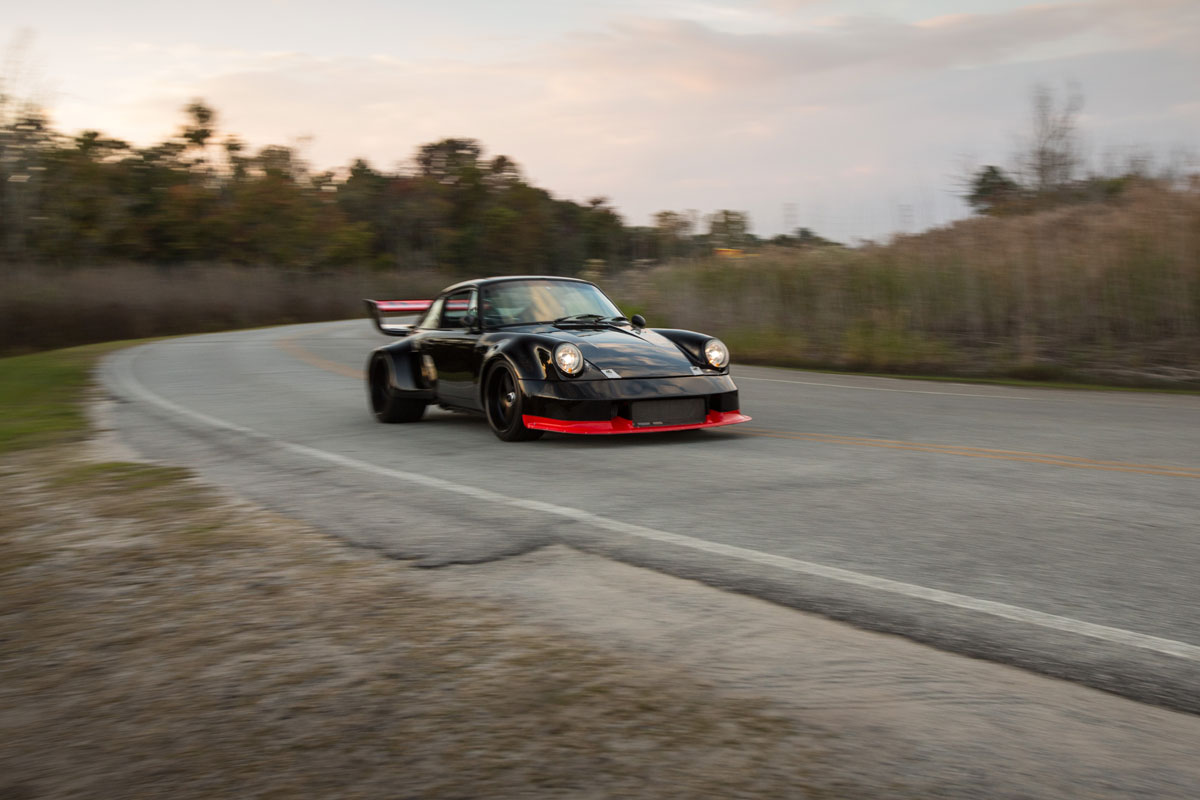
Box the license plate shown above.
[630,398,706,427]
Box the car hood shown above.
[548,326,697,378]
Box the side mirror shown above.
[462,312,480,331]
[631,314,646,328]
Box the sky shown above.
[3,0,1198,242]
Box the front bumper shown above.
[519,374,750,435]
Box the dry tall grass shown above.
[0,266,447,355]
[614,181,1200,385]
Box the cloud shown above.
[558,1,1184,91]
[38,0,1200,240]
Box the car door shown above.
[424,288,481,409]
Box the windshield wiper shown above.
[552,314,633,329]
[491,315,625,330]
[552,313,606,325]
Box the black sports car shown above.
[364,275,750,441]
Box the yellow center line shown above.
[277,331,1200,480]
[277,334,364,380]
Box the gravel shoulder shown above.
[0,438,847,799]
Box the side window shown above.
[440,289,476,329]
[416,297,444,330]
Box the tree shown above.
[416,138,482,183]
[182,100,215,150]
[0,111,54,261]
[967,165,1021,215]
[223,136,247,181]
[794,227,839,247]
[580,196,625,264]
[654,210,694,260]
[707,210,749,249]
[256,144,303,181]
[767,226,841,248]
[485,154,520,190]
[1021,83,1083,194]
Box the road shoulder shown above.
[0,433,855,799]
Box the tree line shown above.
[3,83,1160,275]
[1,100,810,273]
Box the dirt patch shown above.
[0,446,848,799]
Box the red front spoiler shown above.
[522,410,751,435]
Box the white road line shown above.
[737,375,1034,400]
[108,346,1200,663]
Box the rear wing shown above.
[364,299,433,336]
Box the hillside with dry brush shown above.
[617,180,1200,387]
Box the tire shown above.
[484,362,543,442]
[368,357,426,423]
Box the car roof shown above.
[439,275,596,295]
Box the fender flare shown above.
[367,341,434,399]
[650,328,727,372]
[476,337,553,407]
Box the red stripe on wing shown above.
[374,300,433,313]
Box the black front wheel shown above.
[368,357,426,423]
[485,362,543,442]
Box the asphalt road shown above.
[101,320,1200,713]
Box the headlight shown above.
[554,343,584,376]
[704,338,730,369]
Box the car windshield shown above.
[480,279,622,328]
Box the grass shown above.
[0,341,136,453]
[51,461,192,489]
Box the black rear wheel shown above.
[485,362,543,442]
[368,357,426,423]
